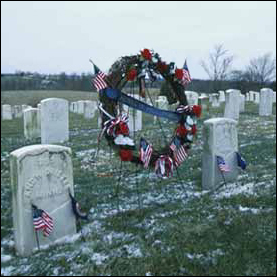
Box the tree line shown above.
[1,45,276,94]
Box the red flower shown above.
[157,61,168,73]
[175,68,184,80]
[141,49,152,60]
[192,124,197,135]
[176,125,187,137]
[119,149,133,161]
[126,68,137,81]
[116,122,129,136]
[192,105,202,118]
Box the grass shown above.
[1,90,98,107]
[1,91,276,276]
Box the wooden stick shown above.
[35,229,40,250]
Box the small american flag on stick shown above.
[216,156,230,172]
[91,61,108,92]
[32,205,54,237]
[139,138,153,168]
[170,137,188,166]
[181,60,191,86]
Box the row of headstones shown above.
[1,99,99,142]
[3,88,275,143]
[1,100,98,121]
[1,104,32,120]
[10,116,240,256]
[198,88,275,119]
[69,100,98,119]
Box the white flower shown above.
[114,135,134,146]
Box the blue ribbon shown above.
[103,88,181,122]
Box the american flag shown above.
[216,156,230,172]
[69,192,88,220]
[170,137,188,166]
[236,152,247,170]
[92,63,108,92]
[181,60,191,85]
[139,138,153,168]
[32,205,54,237]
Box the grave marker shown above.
[41,98,69,144]
[10,144,76,256]
[202,118,239,190]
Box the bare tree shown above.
[245,53,276,84]
[200,44,234,91]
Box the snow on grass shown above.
[238,205,274,214]
[1,266,15,276]
[215,182,257,199]
[1,254,12,263]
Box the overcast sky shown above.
[1,1,276,79]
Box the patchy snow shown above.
[90,252,108,265]
[239,205,274,214]
[1,254,12,263]
[215,182,257,198]
[122,243,143,258]
[54,233,81,245]
[1,266,15,276]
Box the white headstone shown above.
[202,118,239,190]
[2,104,12,120]
[249,91,255,101]
[218,91,225,102]
[254,92,260,104]
[259,88,273,116]
[246,93,250,101]
[77,101,85,114]
[22,105,32,111]
[224,89,240,120]
[13,105,23,118]
[239,94,245,112]
[23,108,41,140]
[272,91,276,103]
[185,91,198,105]
[37,104,41,110]
[211,94,220,107]
[41,98,69,144]
[198,96,209,110]
[124,95,142,132]
[156,96,168,110]
[84,101,97,119]
[10,144,76,256]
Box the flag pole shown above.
[32,204,40,250]
[218,165,227,188]
[35,229,40,250]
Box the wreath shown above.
[94,49,201,178]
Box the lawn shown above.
[1,91,276,276]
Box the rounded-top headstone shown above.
[224,89,240,120]
[41,98,69,144]
[10,144,76,256]
[259,88,273,116]
[202,117,239,190]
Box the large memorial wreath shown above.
[94,49,201,178]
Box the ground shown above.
[1,90,276,276]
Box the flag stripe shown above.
[140,139,153,168]
[216,156,230,172]
[33,207,54,237]
[92,71,108,92]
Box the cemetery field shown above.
[1,93,276,276]
[1,90,98,107]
